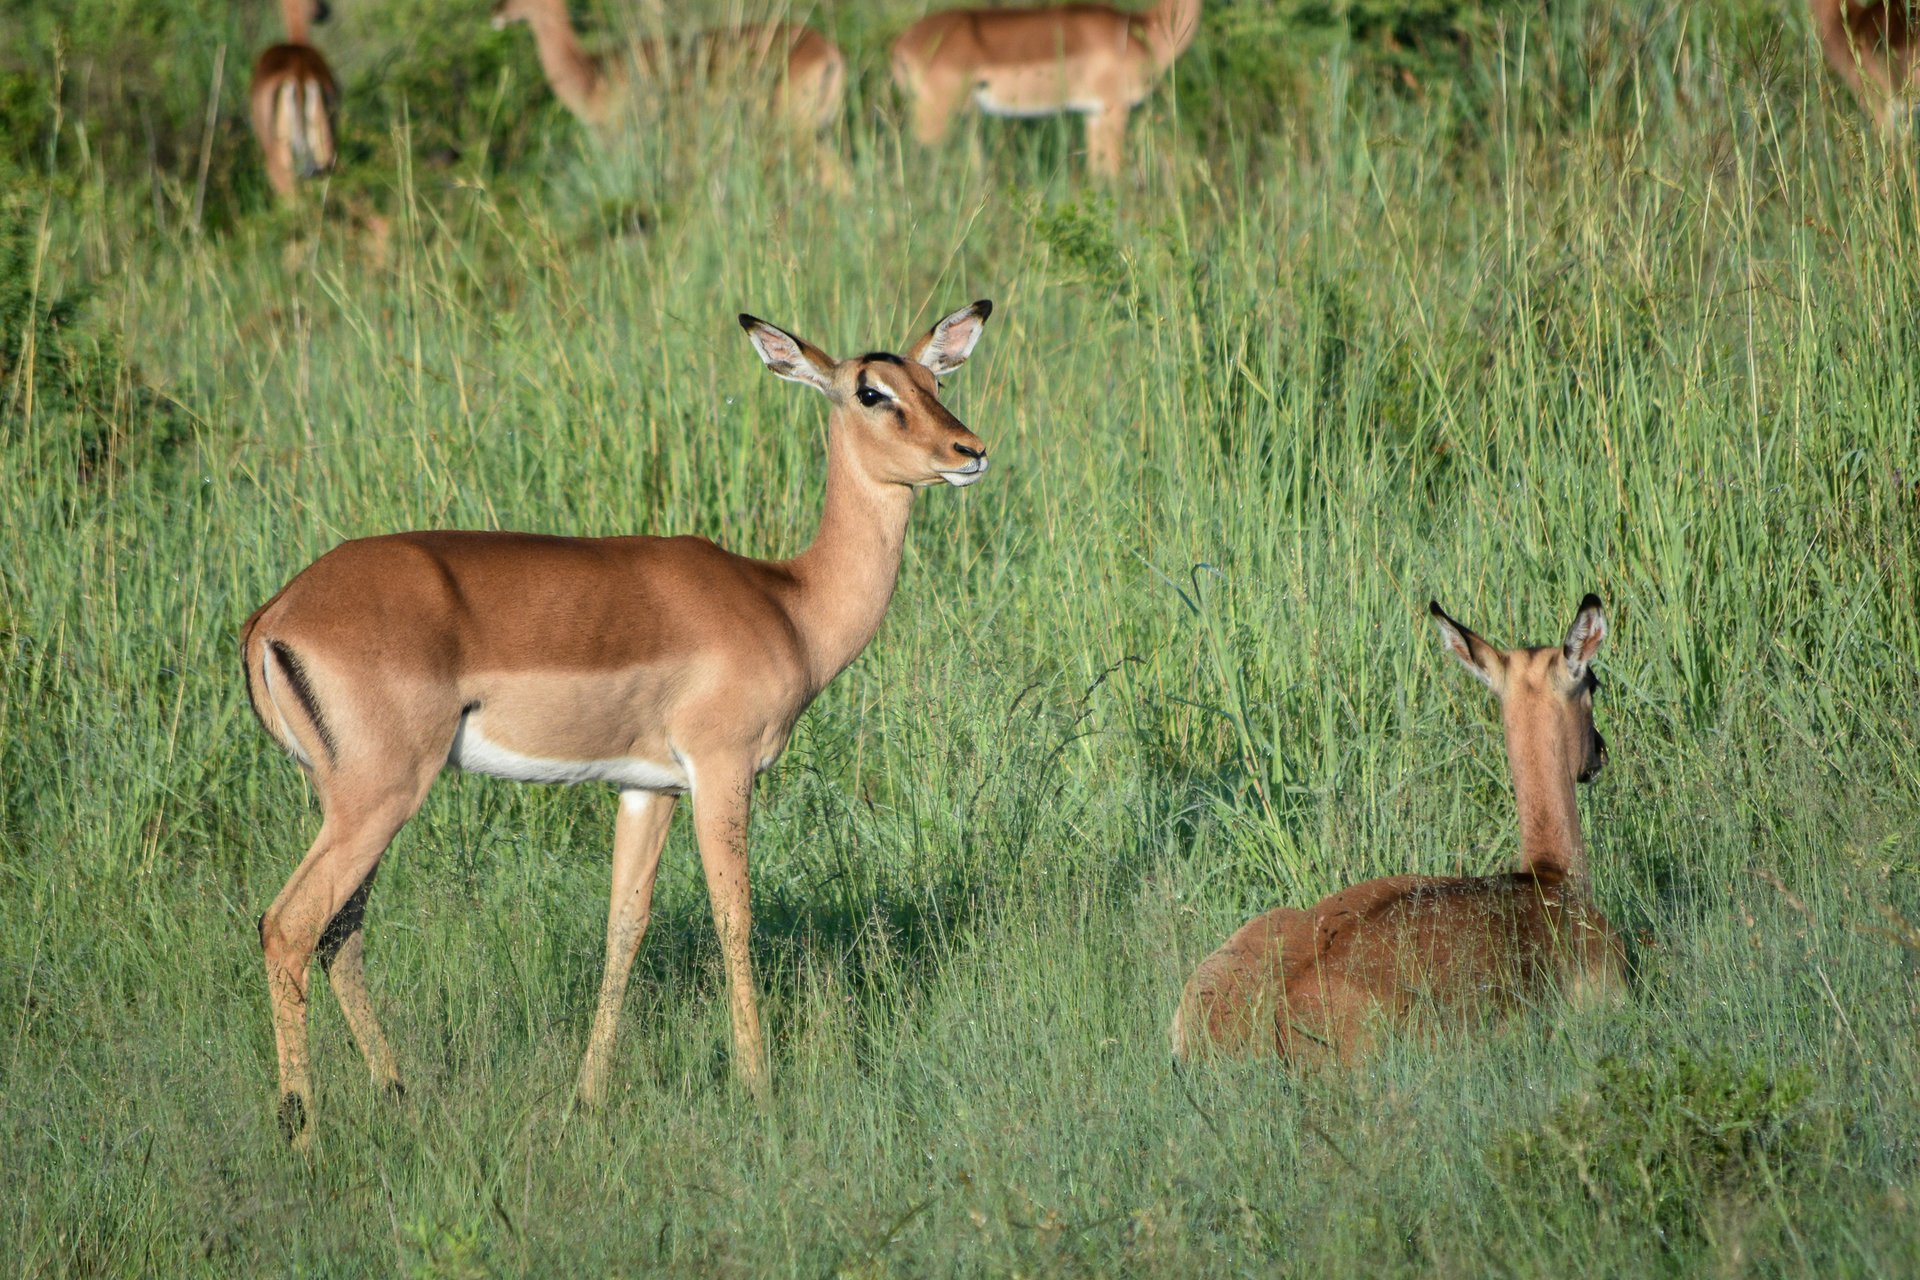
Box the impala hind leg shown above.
[318,874,403,1099]
[1172,905,1315,1059]
[260,775,432,1147]
[577,788,678,1107]
[691,764,767,1098]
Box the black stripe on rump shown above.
[268,640,338,763]
[241,633,278,741]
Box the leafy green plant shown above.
[1491,1051,1843,1246]
[0,186,186,480]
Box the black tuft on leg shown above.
[278,1092,308,1145]
[315,876,374,972]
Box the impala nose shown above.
[953,440,984,462]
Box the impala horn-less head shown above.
[739,301,991,488]
[1431,593,1608,787]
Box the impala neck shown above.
[524,4,607,124]
[1503,702,1587,881]
[283,0,312,44]
[780,416,916,695]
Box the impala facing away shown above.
[1811,0,1918,132]
[490,0,845,139]
[243,302,993,1146]
[248,0,338,199]
[890,0,1201,177]
[1171,596,1625,1064]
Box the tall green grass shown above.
[3,0,1919,1274]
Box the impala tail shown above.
[242,617,335,769]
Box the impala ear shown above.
[1430,600,1502,692]
[740,314,836,395]
[904,300,992,377]
[1563,593,1606,677]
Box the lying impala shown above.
[490,0,845,139]
[248,0,337,199]
[890,0,1202,178]
[243,302,992,1146]
[1171,597,1625,1063]
[1811,0,1918,132]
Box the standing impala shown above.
[243,303,992,1146]
[490,0,845,140]
[1172,597,1625,1063]
[249,0,338,199]
[890,0,1202,178]
[1811,0,1917,132]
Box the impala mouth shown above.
[938,458,989,487]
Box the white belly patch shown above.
[447,716,689,792]
[973,86,1105,118]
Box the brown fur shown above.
[490,0,846,137]
[242,303,993,1146]
[1812,0,1919,131]
[248,43,338,200]
[1171,597,1626,1064]
[890,0,1202,177]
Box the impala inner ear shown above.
[1430,600,1499,690]
[905,300,992,377]
[1563,593,1606,676]
[740,314,836,394]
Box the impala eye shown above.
[856,385,886,408]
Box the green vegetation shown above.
[3,0,1918,1274]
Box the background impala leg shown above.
[909,82,963,146]
[1085,106,1129,179]
[577,788,677,1108]
[692,766,766,1099]
[317,874,402,1098]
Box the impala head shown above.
[1431,594,1608,785]
[739,301,992,488]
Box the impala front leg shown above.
[1085,105,1130,179]
[577,788,679,1107]
[691,762,767,1099]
